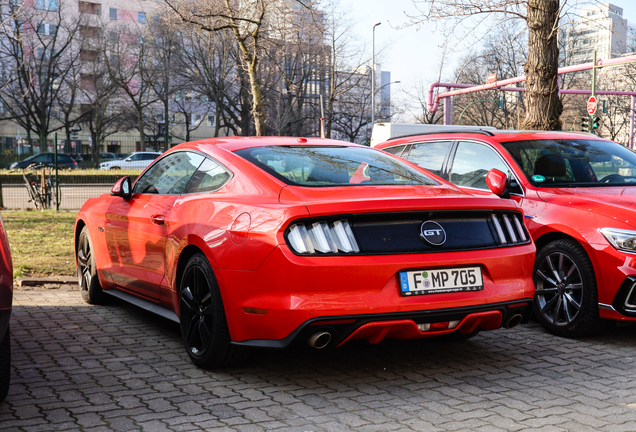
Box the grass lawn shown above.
[3,210,77,278]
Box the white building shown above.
[564,3,633,64]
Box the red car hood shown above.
[537,186,636,225]
[280,185,520,217]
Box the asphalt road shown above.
[3,285,636,431]
[2,185,110,210]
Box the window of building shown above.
[108,31,118,43]
[153,109,164,123]
[109,7,118,20]
[35,0,57,11]
[80,49,98,62]
[170,113,176,124]
[36,23,57,36]
[78,1,101,15]
[79,25,101,39]
[138,12,146,23]
[192,114,202,126]
[207,115,215,127]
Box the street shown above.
[2,285,636,431]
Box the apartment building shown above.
[564,3,635,65]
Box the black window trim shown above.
[132,150,233,195]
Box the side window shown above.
[450,142,510,190]
[186,158,231,193]
[128,154,141,161]
[134,152,204,195]
[143,153,158,160]
[406,142,451,177]
[33,154,49,163]
[381,145,406,157]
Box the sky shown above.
[343,0,636,109]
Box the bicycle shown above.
[20,164,59,209]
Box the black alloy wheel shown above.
[77,226,103,305]
[179,253,249,369]
[533,239,604,338]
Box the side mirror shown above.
[486,169,510,199]
[111,176,132,198]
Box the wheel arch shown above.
[174,244,205,296]
[74,218,87,259]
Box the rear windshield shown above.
[501,139,636,187]
[235,145,437,187]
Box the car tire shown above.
[109,167,120,170]
[179,253,250,369]
[533,239,604,338]
[77,226,104,305]
[0,326,10,402]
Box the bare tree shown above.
[408,0,584,130]
[0,0,82,151]
[106,20,158,151]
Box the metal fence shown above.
[0,130,217,209]
[0,170,141,210]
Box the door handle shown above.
[151,214,165,225]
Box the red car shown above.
[75,137,535,368]
[0,213,13,402]
[376,129,636,338]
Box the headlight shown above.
[287,219,360,254]
[600,228,636,253]
[9,162,17,169]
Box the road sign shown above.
[587,96,597,115]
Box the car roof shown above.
[377,129,608,147]
[181,136,363,152]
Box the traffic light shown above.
[498,96,505,110]
[602,100,607,113]
[592,116,600,130]
[581,117,589,132]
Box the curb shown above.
[16,276,78,287]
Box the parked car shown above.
[98,152,162,170]
[0,212,13,402]
[7,153,78,170]
[376,129,636,337]
[76,137,536,369]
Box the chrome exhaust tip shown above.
[308,331,332,349]
[504,313,523,329]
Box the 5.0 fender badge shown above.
[420,220,446,246]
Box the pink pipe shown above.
[428,54,636,113]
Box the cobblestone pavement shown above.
[3,286,636,432]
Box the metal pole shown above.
[371,22,381,127]
[444,88,452,125]
[54,132,59,211]
[591,51,597,135]
[630,95,635,149]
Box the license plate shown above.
[399,266,483,296]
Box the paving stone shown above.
[5,286,636,431]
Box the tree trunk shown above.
[247,63,266,136]
[522,0,562,130]
[137,107,146,151]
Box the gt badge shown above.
[420,221,446,246]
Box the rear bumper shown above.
[231,299,533,349]
[216,243,536,342]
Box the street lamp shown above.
[371,22,381,126]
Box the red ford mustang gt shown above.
[75,137,536,368]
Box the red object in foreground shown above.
[377,129,636,338]
[0,213,13,401]
[75,137,535,369]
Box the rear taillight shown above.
[287,220,360,254]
